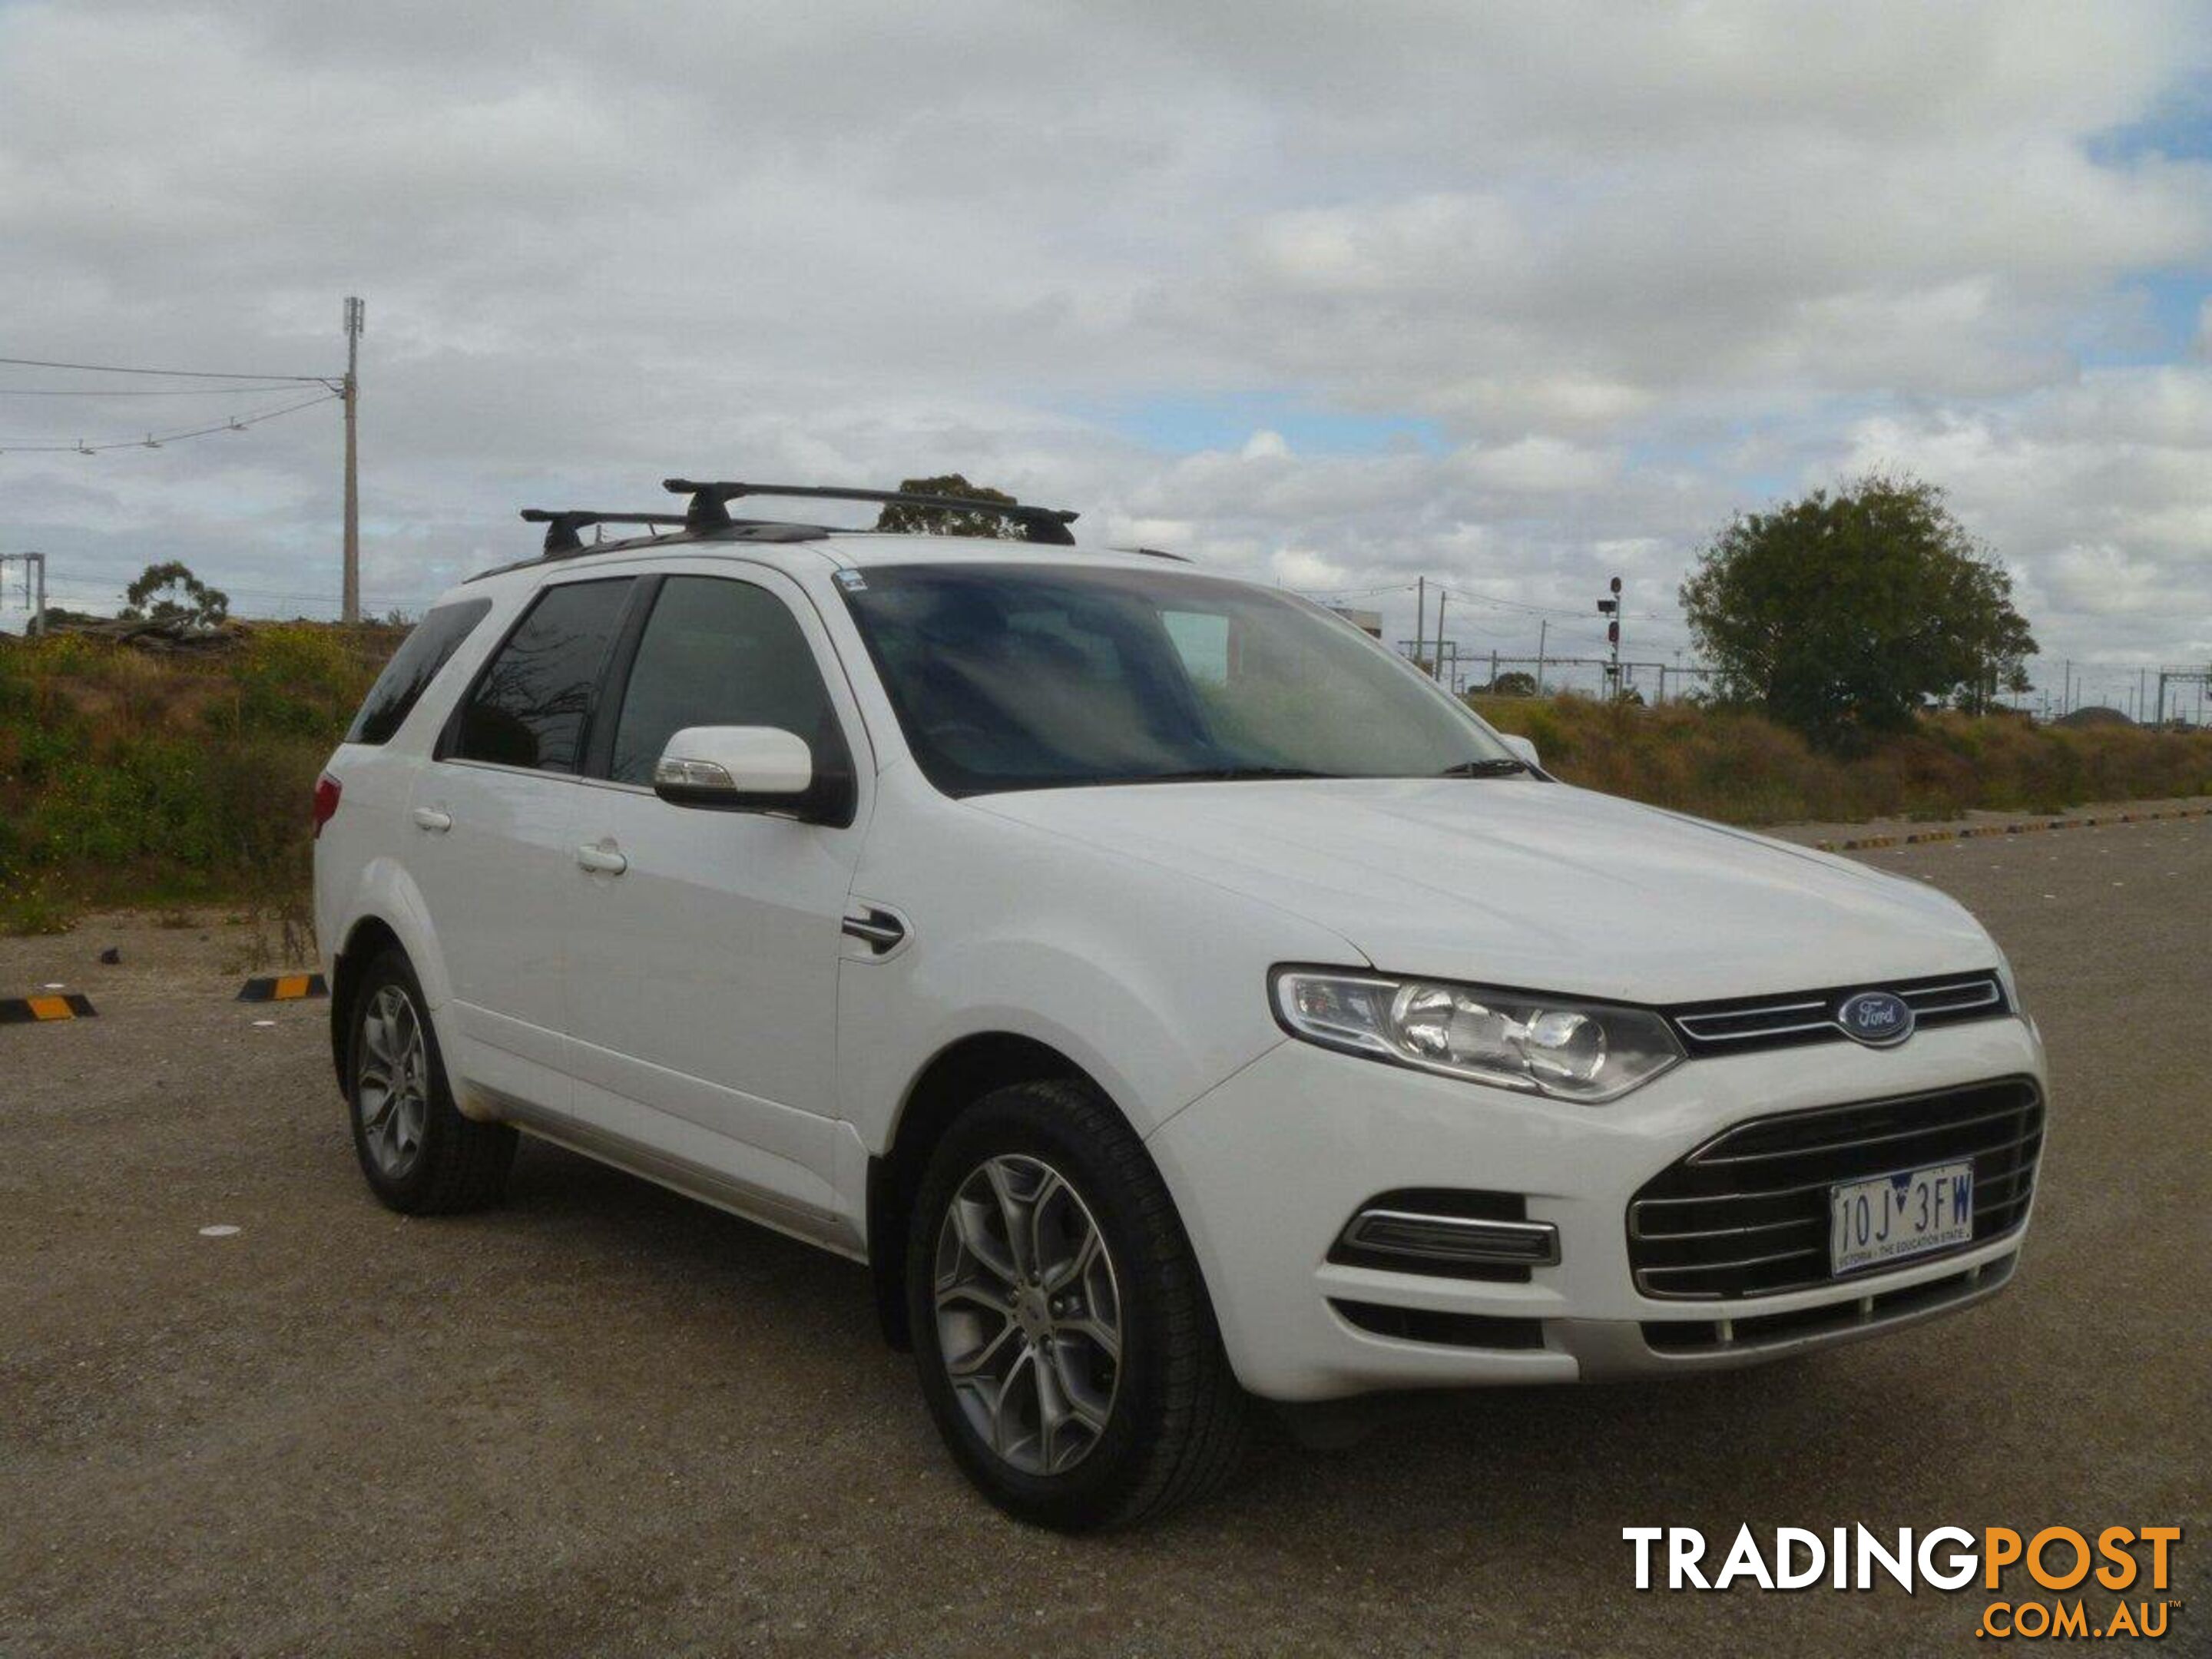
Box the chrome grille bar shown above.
[1625,1078,2044,1300]
[1629,1124,2043,1213]
[1686,1102,2032,1166]
[1666,971,2008,1057]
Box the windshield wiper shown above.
[1435,757,1528,777]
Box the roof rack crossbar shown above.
[664,478,1079,545]
[519,508,688,555]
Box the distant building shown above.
[1330,606,1383,638]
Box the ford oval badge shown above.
[1837,989,1915,1048]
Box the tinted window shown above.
[840,565,1516,795]
[608,576,843,786]
[345,599,491,744]
[452,579,634,772]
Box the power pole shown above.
[1414,577,1426,674]
[1535,619,1547,693]
[341,295,365,624]
[1434,588,1448,681]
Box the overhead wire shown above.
[0,353,332,383]
[0,389,340,455]
[0,382,310,397]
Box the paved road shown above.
[3,813,2206,1657]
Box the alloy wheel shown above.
[356,984,429,1179]
[932,1154,1124,1475]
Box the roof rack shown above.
[664,478,1079,545]
[518,509,688,555]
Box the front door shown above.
[561,568,869,1224]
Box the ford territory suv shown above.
[313,478,2048,1529]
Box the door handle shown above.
[411,806,452,833]
[575,843,628,876]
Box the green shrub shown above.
[0,627,382,913]
[216,625,374,739]
[0,857,76,936]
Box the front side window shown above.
[840,565,1518,796]
[608,575,846,786]
[346,598,491,745]
[450,578,634,773]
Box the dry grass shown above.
[0,625,393,935]
[3,631,2207,935]
[1474,694,2212,825]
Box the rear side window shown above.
[607,576,845,785]
[345,599,492,745]
[450,578,635,773]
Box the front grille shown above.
[1628,1078,2043,1300]
[1642,1253,2018,1353]
[1667,970,2008,1057]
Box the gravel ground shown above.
[2,810,2206,1657]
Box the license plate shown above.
[1829,1162,1973,1275]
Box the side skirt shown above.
[481,1088,867,1263]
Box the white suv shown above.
[314,479,2048,1529]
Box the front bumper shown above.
[1144,1015,2047,1402]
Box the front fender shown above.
[877,933,1241,1145]
[837,877,1349,1164]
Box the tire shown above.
[906,1078,1250,1529]
[345,946,516,1215]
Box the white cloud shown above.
[1461,437,1618,494]
[1268,548,1352,589]
[0,0,2207,690]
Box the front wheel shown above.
[906,1079,1250,1529]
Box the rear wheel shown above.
[346,947,515,1214]
[906,1079,1250,1529]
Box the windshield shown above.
[839,563,1520,796]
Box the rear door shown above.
[406,575,639,1114]
[561,567,869,1228]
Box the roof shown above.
[459,527,1205,598]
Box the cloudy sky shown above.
[2,0,2209,709]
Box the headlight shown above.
[1270,968,1684,1103]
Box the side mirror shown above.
[654,726,821,813]
[1499,733,1541,770]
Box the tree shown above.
[875,474,1024,538]
[121,561,230,628]
[1477,671,1538,697]
[1680,475,2035,747]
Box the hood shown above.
[971,777,1996,1005]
